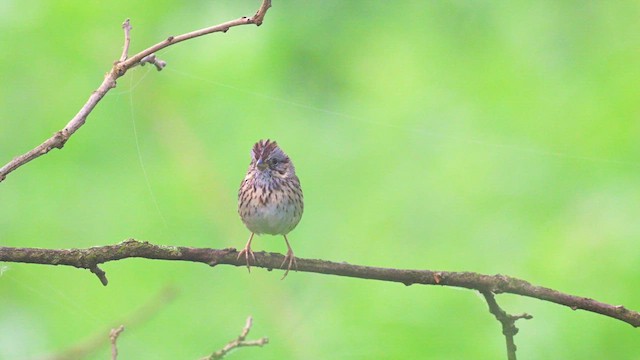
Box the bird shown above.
[237,139,304,279]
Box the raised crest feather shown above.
[252,139,279,162]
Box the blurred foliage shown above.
[1,0,640,359]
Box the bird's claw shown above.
[237,247,256,272]
[280,249,297,280]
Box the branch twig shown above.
[481,290,532,360]
[1,239,638,328]
[201,316,269,360]
[0,0,272,183]
[109,325,125,360]
[119,19,132,62]
[140,54,167,71]
[48,286,177,360]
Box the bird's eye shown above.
[269,158,279,166]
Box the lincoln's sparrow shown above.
[237,139,304,278]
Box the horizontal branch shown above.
[0,0,272,183]
[1,239,639,328]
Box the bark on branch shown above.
[1,239,639,328]
[0,0,272,183]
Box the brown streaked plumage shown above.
[237,139,303,279]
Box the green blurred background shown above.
[1,1,640,359]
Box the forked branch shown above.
[0,0,272,183]
[481,290,533,360]
[201,316,269,360]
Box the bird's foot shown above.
[280,248,297,280]
[237,246,256,273]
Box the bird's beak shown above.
[256,159,267,171]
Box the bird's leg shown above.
[280,234,298,280]
[237,233,256,272]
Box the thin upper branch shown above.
[0,0,272,183]
[0,239,638,328]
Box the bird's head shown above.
[251,139,295,177]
